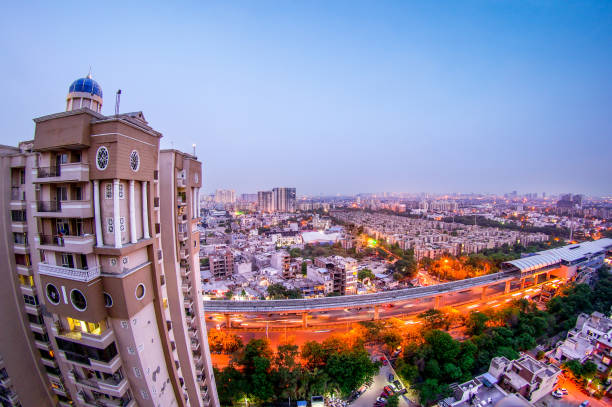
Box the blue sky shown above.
[1,1,610,196]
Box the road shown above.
[535,373,612,407]
[207,278,563,368]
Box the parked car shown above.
[388,374,394,382]
[380,357,388,366]
[559,388,568,395]
[552,390,563,399]
[393,380,403,390]
[580,402,589,407]
[376,397,387,403]
[383,386,394,395]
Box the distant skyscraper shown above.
[272,187,296,213]
[257,191,273,213]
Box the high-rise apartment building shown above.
[272,187,296,213]
[159,150,218,407]
[213,190,234,204]
[0,74,218,407]
[257,191,273,213]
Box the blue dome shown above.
[68,77,103,98]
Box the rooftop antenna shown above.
[192,143,196,157]
[115,89,122,116]
[87,66,92,79]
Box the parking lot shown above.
[350,354,415,407]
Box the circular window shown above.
[70,289,87,311]
[46,284,61,305]
[135,284,146,300]
[110,258,117,266]
[129,150,140,172]
[103,292,113,308]
[96,146,109,170]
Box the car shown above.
[388,374,394,382]
[383,386,394,395]
[380,357,388,366]
[551,390,563,399]
[376,397,387,403]
[559,388,568,395]
[393,380,403,390]
[580,402,589,407]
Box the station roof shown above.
[503,238,612,273]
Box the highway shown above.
[202,270,520,313]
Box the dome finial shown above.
[87,66,92,79]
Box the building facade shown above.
[0,75,218,407]
[257,191,273,213]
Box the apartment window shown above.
[61,253,74,268]
[56,153,68,165]
[56,186,68,201]
[27,313,44,324]
[105,184,113,199]
[118,183,124,199]
[11,210,26,222]
[72,186,82,201]
[13,232,27,245]
[18,275,34,287]
[119,217,125,232]
[66,317,106,335]
[56,219,69,235]
[107,218,114,233]
[23,294,39,306]
[19,168,25,184]
[70,151,81,163]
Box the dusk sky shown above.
[1,1,610,196]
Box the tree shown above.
[386,395,399,407]
[419,378,448,405]
[418,309,451,331]
[358,268,375,281]
[466,312,489,335]
[301,261,307,275]
[267,283,303,299]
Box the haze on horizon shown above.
[1,1,610,196]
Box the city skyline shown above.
[1,1,611,196]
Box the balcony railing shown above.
[37,166,60,178]
[39,234,65,246]
[38,263,100,282]
[37,200,61,212]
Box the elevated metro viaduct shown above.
[203,266,560,329]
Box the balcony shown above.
[182,282,192,293]
[25,303,41,314]
[29,321,46,335]
[178,231,188,241]
[38,234,95,254]
[177,197,187,206]
[35,339,51,351]
[191,341,200,352]
[73,373,129,398]
[38,263,100,282]
[0,375,11,387]
[20,284,35,297]
[12,242,28,254]
[180,267,190,278]
[37,200,61,212]
[10,186,25,205]
[90,353,122,374]
[34,163,89,183]
[16,264,32,276]
[179,248,189,259]
[34,200,93,218]
[41,357,58,369]
[177,177,186,188]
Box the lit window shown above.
[118,183,124,199]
